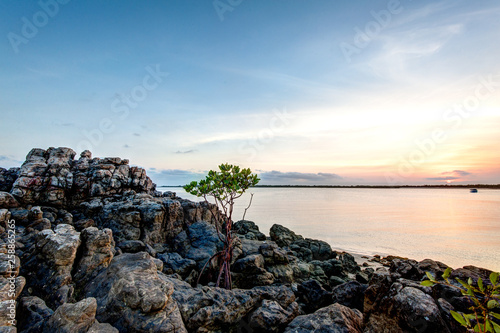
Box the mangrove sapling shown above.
[184,163,260,290]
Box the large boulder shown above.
[233,220,267,241]
[363,269,450,333]
[289,238,333,262]
[284,303,363,333]
[44,297,98,333]
[269,224,303,248]
[0,192,19,209]
[17,296,54,333]
[83,252,187,333]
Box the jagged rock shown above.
[22,224,81,308]
[0,254,20,278]
[310,259,345,279]
[248,299,300,333]
[116,240,145,253]
[17,296,54,333]
[233,220,267,241]
[270,224,303,248]
[232,254,275,288]
[418,259,449,278]
[44,297,97,333]
[10,147,156,207]
[331,281,367,312]
[158,252,197,279]
[73,227,114,285]
[0,276,25,301]
[266,264,295,284]
[173,221,224,270]
[0,168,19,192]
[289,238,333,262]
[295,279,333,313]
[340,252,360,274]
[83,252,187,333]
[390,258,424,280]
[259,242,289,265]
[87,322,119,333]
[284,303,363,333]
[363,269,450,333]
[0,193,19,209]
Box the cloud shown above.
[426,170,472,181]
[258,170,342,185]
[175,150,197,154]
[147,169,207,186]
[0,155,22,167]
[123,144,131,148]
[133,133,141,136]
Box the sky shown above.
[1,0,499,186]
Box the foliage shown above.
[184,163,260,289]
[421,268,500,333]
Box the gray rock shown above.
[248,299,300,333]
[290,238,333,262]
[0,192,19,209]
[259,242,289,265]
[157,252,196,279]
[234,220,267,241]
[0,168,19,192]
[116,240,145,253]
[284,303,363,333]
[270,224,303,248]
[331,281,367,312]
[83,252,187,333]
[44,297,97,333]
[17,296,54,333]
[295,279,333,313]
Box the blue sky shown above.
[1,0,499,185]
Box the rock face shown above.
[0,167,19,192]
[10,147,156,207]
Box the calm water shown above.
[163,187,500,272]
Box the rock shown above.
[284,303,363,333]
[173,221,224,270]
[0,254,20,278]
[310,259,345,279]
[363,269,450,333]
[232,254,275,288]
[269,224,303,248]
[418,258,449,278]
[83,252,187,333]
[0,168,19,192]
[266,264,295,284]
[289,238,332,262]
[390,258,424,280]
[74,218,96,231]
[0,276,25,301]
[88,322,119,333]
[116,240,145,253]
[166,276,258,332]
[331,281,367,312]
[329,276,347,287]
[73,227,115,285]
[340,252,360,274]
[22,224,81,308]
[158,252,197,279]
[0,192,19,209]
[248,299,300,333]
[44,297,97,333]
[295,279,333,313]
[10,147,156,207]
[233,220,267,241]
[259,242,289,265]
[17,296,54,333]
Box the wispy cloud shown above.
[258,170,342,185]
[175,149,197,154]
[426,170,472,181]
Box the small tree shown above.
[183,163,260,289]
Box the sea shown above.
[160,187,500,272]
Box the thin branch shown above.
[242,193,254,221]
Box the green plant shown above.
[421,268,500,333]
[184,163,260,289]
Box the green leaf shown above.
[491,272,499,285]
[468,277,473,286]
[451,311,467,326]
[491,312,500,320]
[421,280,435,287]
[443,267,452,280]
[457,278,470,289]
[491,321,500,333]
[478,278,484,292]
[426,271,435,281]
[488,300,499,309]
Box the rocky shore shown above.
[0,147,496,332]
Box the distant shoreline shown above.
[160,184,500,189]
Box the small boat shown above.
[470,188,478,193]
